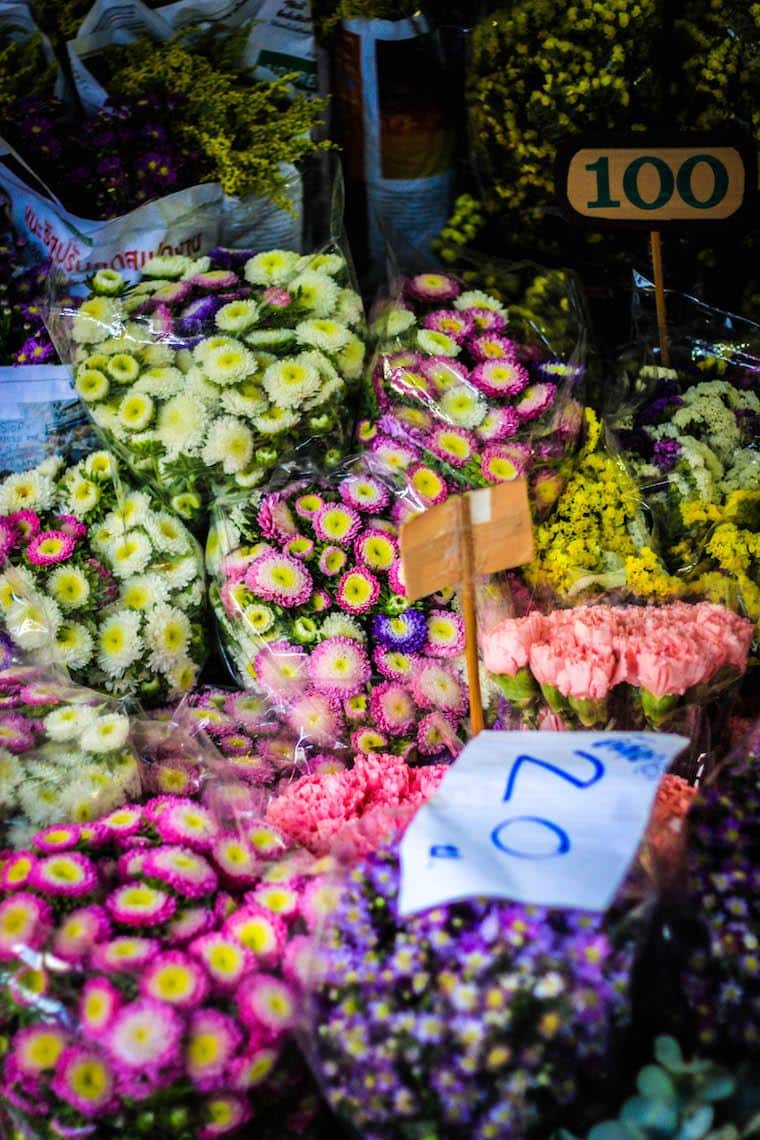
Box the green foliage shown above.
[0,30,57,115]
[555,1037,760,1140]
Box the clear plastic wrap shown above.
[358,266,585,522]
[0,745,333,1139]
[206,454,480,767]
[0,450,207,705]
[45,241,367,528]
[0,664,142,849]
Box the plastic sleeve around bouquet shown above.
[206,452,483,770]
[0,449,207,705]
[43,222,368,529]
[297,809,668,1140]
[0,721,336,1140]
[0,663,143,850]
[358,260,585,523]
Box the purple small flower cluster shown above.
[0,232,56,366]
[677,732,760,1057]
[0,800,331,1138]
[6,95,208,220]
[360,272,583,514]
[311,845,634,1140]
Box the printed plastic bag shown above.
[207,454,479,765]
[0,367,99,477]
[0,664,142,848]
[0,450,208,704]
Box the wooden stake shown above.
[458,494,485,735]
[650,229,671,367]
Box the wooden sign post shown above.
[555,134,755,365]
[399,480,535,736]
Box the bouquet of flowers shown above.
[0,452,207,703]
[306,843,637,1140]
[360,270,583,520]
[482,601,753,729]
[0,665,141,849]
[49,247,366,525]
[207,459,474,765]
[0,796,334,1139]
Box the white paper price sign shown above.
[399,730,689,917]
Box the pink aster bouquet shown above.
[0,665,141,849]
[481,600,754,731]
[0,451,206,704]
[48,245,367,527]
[0,799,333,1139]
[207,460,473,766]
[358,270,584,519]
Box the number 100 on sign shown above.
[564,145,748,223]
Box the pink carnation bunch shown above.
[0,797,331,1138]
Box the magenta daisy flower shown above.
[0,518,15,559]
[257,493,299,542]
[312,589,331,612]
[0,892,52,961]
[412,661,466,715]
[422,308,474,343]
[354,528,398,571]
[116,851,148,882]
[425,610,465,658]
[190,932,254,992]
[469,333,518,362]
[154,801,220,852]
[388,365,433,401]
[0,715,35,753]
[99,806,144,839]
[14,1024,69,1078]
[32,824,82,853]
[51,1046,116,1117]
[245,551,313,608]
[294,492,324,519]
[515,380,558,422]
[476,405,521,441]
[299,878,343,932]
[6,509,41,544]
[387,558,407,596]
[318,545,347,577]
[282,934,318,989]
[356,417,377,443]
[142,845,219,899]
[91,936,160,972]
[55,514,88,539]
[335,567,380,614]
[427,425,475,467]
[216,730,254,756]
[374,645,414,680]
[285,536,314,561]
[313,503,362,545]
[107,998,182,1072]
[369,680,416,735]
[106,882,177,927]
[253,642,308,699]
[186,1010,243,1093]
[351,727,388,754]
[225,907,286,969]
[471,357,529,398]
[0,851,36,889]
[143,795,178,823]
[369,436,418,472]
[199,1092,252,1138]
[26,530,76,566]
[249,883,300,920]
[141,950,210,1009]
[465,307,507,333]
[417,710,461,755]
[244,823,287,857]
[262,285,292,308]
[168,906,213,944]
[286,692,341,747]
[32,853,98,898]
[212,836,258,885]
[481,441,531,483]
[409,464,449,508]
[238,972,298,1036]
[80,978,122,1036]
[309,637,371,696]
[53,905,111,963]
[230,1044,280,1091]
[192,269,239,290]
[339,475,391,514]
[405,272,461,303]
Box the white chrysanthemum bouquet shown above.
[48,247,366,526]
[0,452,207,704]
[0,665,141,848]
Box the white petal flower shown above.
[416,329,460,357]
[164,655,200,695]
[453,289,508,316]
[0,566,37,613]
[97,610,143,676]
[204,342,258,387]
[242,329,296,351]
[71,296,121,343]
[253,407,300,435]
[439,385,488,428]
[141,342,176,369]
[0,748,22,802]
[106,530,153,579]
[157,394,209,456]
[80,713,130,754]
[118,391,155,432]
[145,603,192,667]
[215,299,260,333]
[44,705,98,742]
[6,595,62,649]
[47,566,91,611]
[295,318,352,353]
[244,249,300,285]
[161,556,199,591]
[335,334,366,381]
[119,572,170,611]
[335,287,364,327]
[75,368,110,402]
[0,469,55,514]
[202,416,255,474]
[288,269,339,317]
[134,367,184,399]
[145,512,191,556]
[220,383,268,418]
[143,255,195,279]
[262,355,321,408]
[294,252,346,276]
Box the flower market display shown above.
[0,452,207,703]
[50,248,365,525]
[0,5,759,1138]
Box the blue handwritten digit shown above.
[430,844,461,859]
[491,817,570,860]
[502,751,604,802]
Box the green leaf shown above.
[699,1075,736,1102]
[637,1065,677,1102]
[673,1105,714,1139]
[655,1037,684,1071]
[588,1123,636,1140]
[622,1095,680,1132]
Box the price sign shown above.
[555,134,755,228]
[399,730,689,916]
